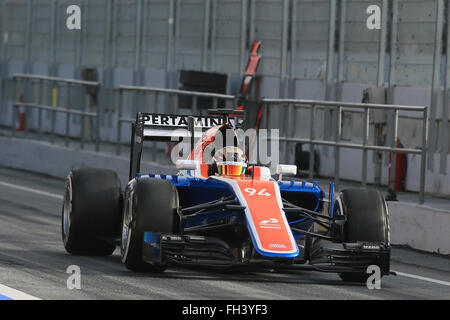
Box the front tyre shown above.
[62,168,122,256]
[335,188,390,283]
[121,178,179,272]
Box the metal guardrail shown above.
[10,74,100,151]
[13,73,99,87]
[261,98,429,204]
[116,85,237,156]
[6,74,430,204]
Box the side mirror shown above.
[176,160,199,170]
[276,164,297,181]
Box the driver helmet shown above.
[213,146,247,176]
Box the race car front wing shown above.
[141,232,391,275]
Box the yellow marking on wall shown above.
[52,88,58,107]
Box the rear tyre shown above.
[121,178,179,272]
[335,188,390,283]
[62,168,122,256]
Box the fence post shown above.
[11,77,17,137]
[389,108,399,191]
[280,0,289,81]
[11,103,16,138]
[376,0,388,87]
[334,105,342,191]
[337,0,346,91]
[441,1,450,175]
[116,88,123,155]
[152,92,160,162]
[80,94,87,150]
[167,0,175,77]
[284,103,293,163]
[0,0,8,117]
[442,88,449,175]
[96,85,100,152]
[419,107,429,204]
[23,78,29,139]
[249,0,256,45]
[362,106,370,185]
[324,0,337,157]
[202,0,211,72]
[65,84,71,147]
[239,0,248,76]
[428,0,444,171]
[192,95,198,116]
[37,79,43,141]
[386,0,398,170]
[309,104,315,179]
[51,104,56,145]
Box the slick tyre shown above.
[62,168,122,256]
[335,188,390,283]
[121,178,179,272]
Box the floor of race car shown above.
[0,167,449,300]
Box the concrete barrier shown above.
[0,136,176,187]
[387,201,450,255]
[1,136,448,255]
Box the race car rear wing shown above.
[141,113,224,141]
[129,112,225,180]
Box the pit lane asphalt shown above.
[0,167,449,300]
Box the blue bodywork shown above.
[139,173,330,259]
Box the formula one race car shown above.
[61,109,391,283]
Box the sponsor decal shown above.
[212,177,297,255]
[143,114,222,128]
[362,245,380,250]
[259,218,281,230]
[268,243,287,249]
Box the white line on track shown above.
[0,180,57,300]
[393,270,450,287]
[0,181,63,200]
[0,284,41,300]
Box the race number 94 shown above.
[244,188,271,197]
